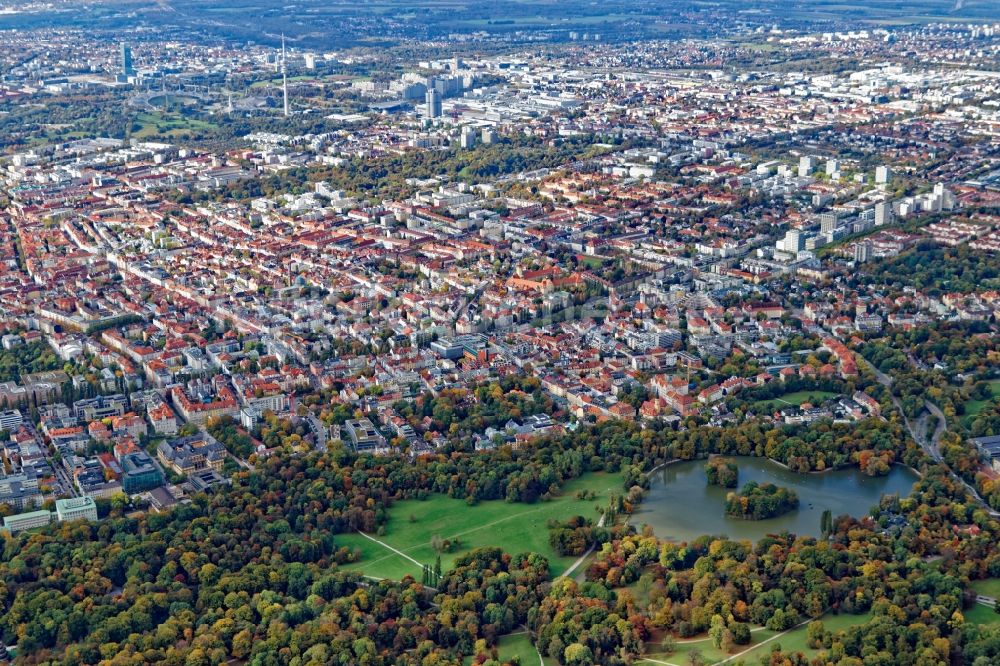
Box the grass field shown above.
[641,611,873,666]
[249,74,328,89]
[463,632,540,666]
[646,627,778,665]
[971,578,1000,599]
[739,612,873,662]
[337,471,624,580]
[753,390,839,413]
[965,603,1000,626]
[961,380,1000,428]
[577,255,608,270]
[133,111,219,139]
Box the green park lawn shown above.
[971,578,1000,599]
[463,632,540,666]
[249,74,326,89]
[969,577,1000,624]
[738,611,873,662]
[641,611,873,666]
[753,390,839,414]
[133,111,218,139]
[965,603,1000,626]
[578,255,607,270]
[336,471,624,581]
[649,626,779,666]
[961,380,1000,428]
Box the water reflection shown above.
[632,457,919,542]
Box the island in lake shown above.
[725,481,800,520]
[705,458,739,488]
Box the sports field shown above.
[336,470,624,580]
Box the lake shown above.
[632,457,919,542]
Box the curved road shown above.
[857,354,999,517]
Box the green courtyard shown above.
[752,390,839,414]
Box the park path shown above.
[714,617,814,665]
[357,531,424,568]
[560,512,605,580]
[674,626,767,645]
[355,509,550,570]
[562,464,681,581]
[637,618,812,666]
[365,480,625,575]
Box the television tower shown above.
[281,34,289,117]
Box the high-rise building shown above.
[875,165,892,185]
[425,88,442,118]
[933,182,956,210]
[854,240,872,263]
[826,159,840,177]
[819,212,841,234]
[482,127,497,145]
[798,155,816,178]
[460,126,476,149]
[874,201,893,226]
[121,43,134,77]
[783,229,803,252]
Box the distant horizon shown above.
[0,0,998,50]
[1,3,1000,666]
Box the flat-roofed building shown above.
[56,496,99,523]
[0,409,23,432]
[120,451,164,494]
[3,509,53,533]
[343,418,387,453]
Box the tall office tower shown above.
[875,165,892,185]
[874,201,893,226]
[281,35,289,117]
[425,88,442,118]
[121,43,134,77]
